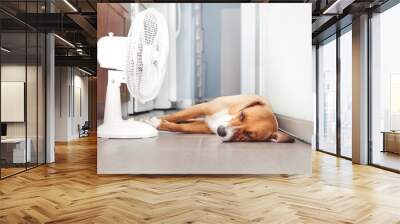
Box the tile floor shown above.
[97,111,312,175]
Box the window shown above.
[370,3,400,171]
[390,74,400,131]
[0,1,46,179]
[318,36,337,154]
[317,26,353,159]
[339,28,352,158]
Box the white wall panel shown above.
[220,8,241,96]
[54,67,89,141]
[259,4,313,122]
[240,4,257,94]
[1,82,24,122]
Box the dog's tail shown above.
[269,131,295,143]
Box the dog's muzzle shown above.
[217,125,235,141]
[217,126,227,137]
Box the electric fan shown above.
[97,8,169,138]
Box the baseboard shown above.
[176,99,194,109]
[276,114,313,144]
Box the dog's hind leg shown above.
[158,120,213,134]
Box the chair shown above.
[79,121,90,138]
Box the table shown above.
[1,138,31,164]
[381,131,400,154]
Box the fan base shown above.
[97,119,158,139]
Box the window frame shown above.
[315,24,353,161]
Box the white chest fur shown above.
[205,109,233,133]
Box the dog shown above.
[144,94,295,142]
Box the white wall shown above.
[71,74,89,138]
[241,4,257,94]
[55,67,89,141]
[1,65,42,137]
[312,45,317,148]
[202,3,241,99]
[258,4,313,122]
[1,82,24,123]
[176,3,196,107]
[55,67,69,141]
[1,63,47,164]
[220,8,241,96]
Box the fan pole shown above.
[103,70,124,124]
[97,70,158,139]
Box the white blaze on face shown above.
[205,109,234,141]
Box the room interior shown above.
[1,0,400,223]
[0,12,46,178]
[370,5,400,170]
[0,0,97,179]
[315,0,400,171]
[97,1,400,174]
[97,3,313,175]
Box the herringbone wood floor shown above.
[1,136,400,224]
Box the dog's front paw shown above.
[142,116,161,128]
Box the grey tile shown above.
[98,111,312,174]
[98,129,312,175]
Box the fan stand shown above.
[97,70,158,139]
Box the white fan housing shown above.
[126,8,169,103]
[97,8,169,139]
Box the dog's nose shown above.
[217,126,227,137]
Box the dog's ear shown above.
[230,100,265,114]
[240,100,265,111]
[268,131,295,143]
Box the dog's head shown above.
[216,100,278,142]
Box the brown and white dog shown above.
[144,94,295,143]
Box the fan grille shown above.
[125,8,168,103]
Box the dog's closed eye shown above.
[243,131,252,139]
[239,111,245,122]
